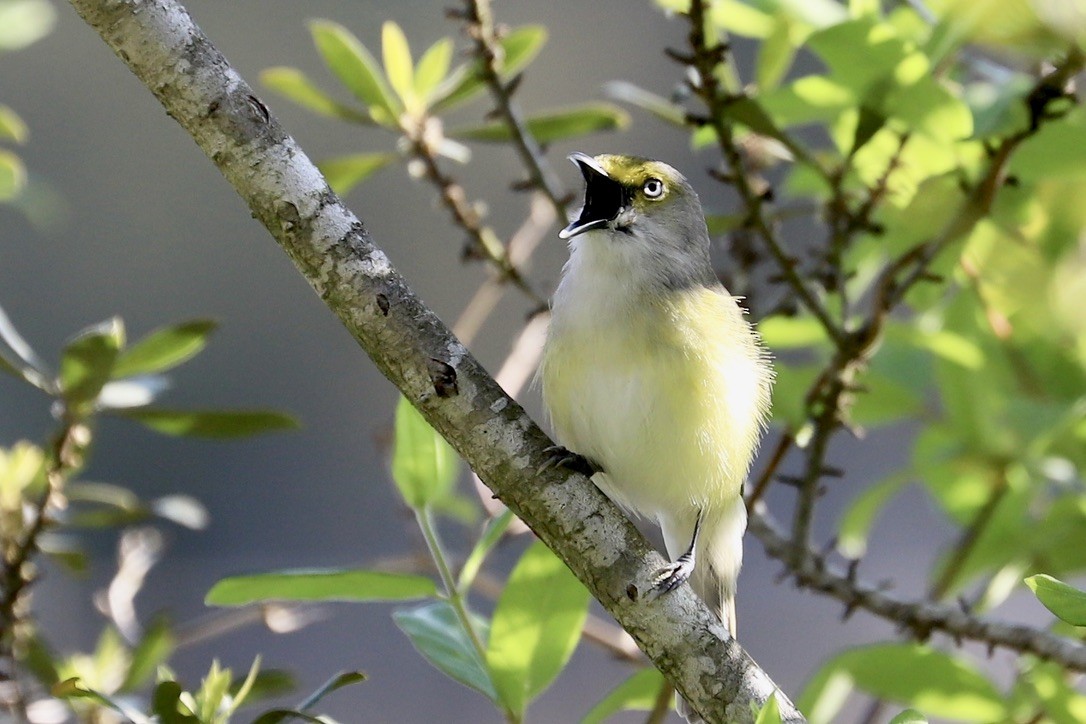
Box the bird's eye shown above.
[642,178,665,199]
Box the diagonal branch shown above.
[66,1,801,721]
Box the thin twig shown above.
[462,0,571,223]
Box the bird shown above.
[539,152,773,717]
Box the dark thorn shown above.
[445,7,467,19]
[504,73,524,96]
[819,536,838,557]
[1004,174,1020,187]
[846,558,859,582]
[375,293,390,316]
[664,47,694,64]
[627,583,639,601]
[685,112,711,127]
[820,465,845,479]
[777,474,805,488]
[510,178,536,192]
[877,578,894,592]
[986,641,996,658]
[957,595,972,614]
[427,358,459,398]
[842,600,859,621]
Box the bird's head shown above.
[559,152,715,290]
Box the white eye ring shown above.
[642,178,665,199]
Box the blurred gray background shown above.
[0,1,1035,721]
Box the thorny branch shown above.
[460,0,571,223]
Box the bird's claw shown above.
[539,445,600,478]
[649,553,696,598]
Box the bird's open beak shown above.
[559,153,627,239]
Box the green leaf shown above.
[1011,109,1086,183]
[758,316,829,349]
[151,680,199,724]
[1025,574,1086,626]
[754,692,783,724]
[450,103,629,144]
[260,67,371,123]
[487,541,591,715]
[0,0,55,51]
[122,617,175,692]
[318,153,396,195]
[582,667,667,724]
[888,710,928,724]
[603,81,686,126]
[0,104,28,143]
[391,395,459,509]
[414,37,454,101]
[431,25,548,112]
[59,317,124,407]
[112,319,216,379]
[296,670,367,712]
[393,601,497,702]
[836,472,910,559]
[309,19,399,117]
[798,643,1004,722]
[206,569,437,606]
[0,148,27,200]
[849,369,922,427]
[756,16,798,92]
[458,509,515,591]
[119,409,297,438]
[381,21,416,110]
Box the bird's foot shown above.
[539,445,601,478]
[650,551,697,597]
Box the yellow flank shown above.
[541,284,769,520]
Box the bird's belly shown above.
[542,327,734,519]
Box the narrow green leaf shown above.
[888,710,929,724]
[603,80,686,126]
[798,643,1003,722]
[318,153,396,195]
[414,37,453,101]
[391,395,459,509]
[206,569,437,606]
[582,667,666,724]
[756,16,797,92]
[122,618,175,692]
[223,656,262,717]
[309,19,399,117]
[295,671,367,712]
[381,21,416,109]
[119,409,297,438]
[1025,574,1086,626]
[0,148,27,200]
[836,472,909,559]
[458,509,515,591]
[112,319,216,379]
[487,541,591,714]
[0,104,28,143]
[450,103,629,144]
[431,25,548,112]
[0,302,49,386]
[252,710,326,724]
[59,317,124,406]
[260,67,371,123]
[393,601,497,702]
[754,692,783,724]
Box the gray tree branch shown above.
[66,1,802,721]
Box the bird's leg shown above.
[651,509,703,595]
[539,445,602,478]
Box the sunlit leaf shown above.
[391,395,459,509]
[382,21,416,110]
[888,710,928,724]
[603,80,686,126]
[798,643,1004,722]
[755,693,784,724]
[260,67,371,123]
[431,25,547,112]
[207,569,437,606]
[449,103,629,143]
[0,104,28,143]
[296,670,367,712]
[414,37,453,101]
[393,601,496,702]
[582,667,667,724]
[309,19,399,117]
[122,617,175,692]
[318,152,396,195]
[119,409,297,438]
[458,509,515,591]
[486,541,591,715]
[1025,574,1086,626]
[59,317,124,407]
[836,472,910,559]
[0,0,55,51]
[0,148,27,200]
